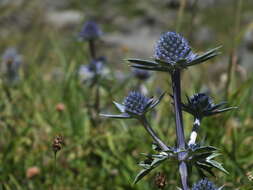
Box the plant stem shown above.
[53,152,57,190]
[225,0,242,98]
[171,69,189,190]
[188,118,201,145]
[139,116,170,152]
[88,39,96,59]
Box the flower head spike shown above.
[79,21,103,41]
[100,91,165,119]
[192,178,222,190]
[154,32,196,63]
[128,31,221,73]
[182,93,237,119]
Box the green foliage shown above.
[0,0,253,189]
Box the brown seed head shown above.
[52,135,64,154]
[154,172,167,189]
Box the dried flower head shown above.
[154,31,196,63]
[154,172,167,189]
[56,103,65,112]
[52,135,64,154]
[192,178,220,190]
[182,93,237,119]
[26,166,40,179]
[100,91,165,119]
[79,21,102,41]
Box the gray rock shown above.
[45,10,83,29]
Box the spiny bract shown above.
[154,31,196,63]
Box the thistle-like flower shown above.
[133,68,151,81]
[182,93,237,119]
[128,31,221,72]
[78,57,107,83]
[79,21,103,41]
[100,91,165,119]
[154,32,197,63]
[192,178,222,190]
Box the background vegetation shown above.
[0,0,253,189]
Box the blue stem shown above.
[171,69,189,190]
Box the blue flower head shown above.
[1,47,22,83]
[192,178,220,190]
[100,91,165,119]
[182,93,237,119]
[133,68,151,81]
[78,56,106,82]
[128,31,221,72]
[79,21,103,41]
[154,31,196,63]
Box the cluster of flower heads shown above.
[79,21,103,41]
[192,178,221,190]
[1,47,22,84]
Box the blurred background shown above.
[0,0,253,189]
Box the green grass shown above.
[0,1,253,189]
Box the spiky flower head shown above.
[123,91,150,115]
[133,68,151,80]
[100,91,165,119]
[154,31,196,63]
[182,93,237,119]
[79,21,102,41]
[128,31,221,72]
[192,179,219,190]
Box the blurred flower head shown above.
[182,93,236,119]
[52,135,64,154]
[132,68,151,81]
[192,178,221,190]
[26,166,40,179]
[1,47,22,84]
[100,91,165,119]
[79,21,103,41]
[78,56,108,83]
[154,31,196,63]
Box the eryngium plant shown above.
[101,31,236,190]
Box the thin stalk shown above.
[225,0,243,98]
[88,39,96,59]
[171,69,189,190]
[139,116,170,152]
[176,0,187,32]
[52,152,57,190]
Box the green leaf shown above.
[134,168,153,184]
[127,58,158,66]
[134,154,169,184]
